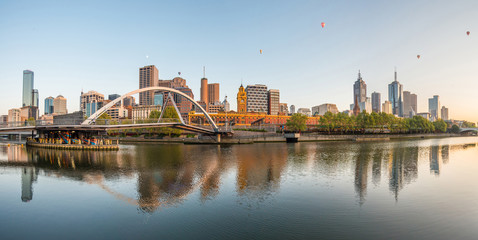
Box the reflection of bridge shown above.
[0,87,227,137]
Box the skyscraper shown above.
[80,90,104,115]
[290,105,296,114]
[53,95,68,115]
[382,101,392,114]
[402,91,417,118]
[139,65,159,106]
[371,92,381,113]
[388,70,403,117]
[208,83,220,104]
[441,106,449,121]
[44,96,54,115]
[246,84,268,113]
[22,70,34,107]
[428,95,440,121]
[268,89,280,115]
[200,77,208,104]
[353,70,367,103]
[32,89,39,108]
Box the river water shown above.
[1,137,478,239]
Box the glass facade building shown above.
[388,71,403,117]
[22,70,34,107]
[44,96,54,115]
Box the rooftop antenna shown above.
[394,66,397,81]
[203,66,206,78]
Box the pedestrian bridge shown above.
[0,87,226,136]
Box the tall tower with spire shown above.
[353,70,367,103]
[388,69,404,117]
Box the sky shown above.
[1,0,478,121]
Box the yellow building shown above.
[236,84,247,114]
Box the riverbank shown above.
[117,133,464,144]
[26,141,119,150]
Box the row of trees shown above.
[286,111,449,134]
[105,106,183,137]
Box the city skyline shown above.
[1,1,478,121]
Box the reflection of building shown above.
[388,146,418,200]
[354,145,371,205]
[429,145,440,175]
[21,167,38,202]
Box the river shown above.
[1,137,478,239]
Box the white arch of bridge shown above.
[82,87,218,132]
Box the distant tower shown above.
[236,84,247,114]
[388,69,403,117]
[353,70,367,103]
[201,67,208,105]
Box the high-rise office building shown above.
[388,70,403,116]
[290,105,296,114]
[53,95,68,115]
[382,101,392,114]
[208,83,220,104]
[402,91,417,118]
[154,93,163,106]
[139,65,159,106]
[200,77,208,104]
[441,106,449,121]
[268,89,280,115]
[22,70,34,107]
[428,95,440,121]
[353,70,367,103]
[280,103,288,115]
[80,90,104,115]
[222,97,230,112]
[44,96,54,115]
[236,84,247,113]
[371,92,381,113]
[123,96,135,107]
[108,94,121,101]
[312,103,339,116]
[246,84,268,113]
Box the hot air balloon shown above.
[467,31,470,36]
[417,55,420,59]
[321,22,325,28]
[178,72,181,76]
[260,49,262,54]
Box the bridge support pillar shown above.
[216,134,221,143]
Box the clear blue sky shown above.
[1,0,477,121]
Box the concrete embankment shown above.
[117,132,462,145]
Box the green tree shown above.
[451,124,460,133]
[286,113,308,132]
[149,110,161,119]
[433,119,447,133]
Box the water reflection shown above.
[0,139,477,211]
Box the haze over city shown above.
[1,0,477,121]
